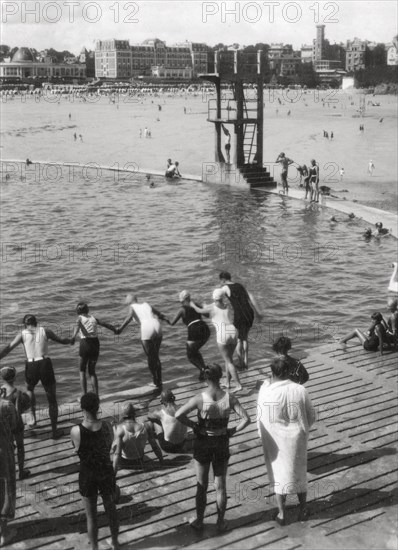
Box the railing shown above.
[208,98,258,121]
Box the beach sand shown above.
[1,89,397,213]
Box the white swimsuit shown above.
[131,302,162,341]
[210,305,237,345]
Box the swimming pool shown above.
[0,168,396,402]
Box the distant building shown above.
[300,44,313,63]
[345,38,367,72]
[95,38,208,79]
[387,36,398,65]
[313,25,327,62]
[95,39,131,79]
[0,47,86,80]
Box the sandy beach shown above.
[1,89,397,214]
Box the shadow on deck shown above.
[9,342,398,549]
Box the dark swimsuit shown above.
[225,283,254,339]
[181,305,210,343]
[77,424,115,498]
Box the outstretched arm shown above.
[227,394,251,437]
[247,291,263,319]
[151,307,169,323]
[0,333,23,360]
[116,310,134,335]
[96,318,118,333]
[169,309,183,327]
[189,301,212,315]
[45,328,73,345]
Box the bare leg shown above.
[26,388,37,426]
[88,360,98,395]
[82,496,98,550]
[218,341,241,392]
[340,329,368,345]
[297,491,309,520]
[275,493,286,522]
[44,383,58,437]
[79,357,87,395]
[102,494,119,549]
[214,461,229,530]
[193,460,210,526]
[186,340,206,372]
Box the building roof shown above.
[12,47,35,63]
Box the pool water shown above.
[0,169,396,402]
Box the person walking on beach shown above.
[309,159,319,202]
[0,314,73,438]
[116,295,168,390]
[175,364,250,532]
[1,367,31,479]
[168,291,210,380]
[368,160,375,176]
[74,132,77,141]
[190,289,241,392]
[71,303,118,397]
[257,357,316,525]
[275,152,294,195]
[339,167,345,181]
[219,271,263,370]
[147,389,187,453]
[70,393,119,550]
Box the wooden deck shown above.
[9,343,398,550]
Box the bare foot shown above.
[231,385,242,393]
[0,527,17,547]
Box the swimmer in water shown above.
[363,228,373,239]
[375,222,390,236]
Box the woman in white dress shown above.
[117,295,168,390]
[257,357,316,525]
[190,289,241,392]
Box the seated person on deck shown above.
[339,312,393,356]
[165,161,181,178]
[147,389,187,453]
[112,403,163,470]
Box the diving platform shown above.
[199,49,277,189]
[8,342,398,549]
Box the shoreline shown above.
[2,158,397,238]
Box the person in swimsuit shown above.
[0,395,17,547]
[165,162,181,178]
[169,291,210,381]
[385,298,398,349]
[1,366,31,479]
[190,289,241,392]
[71,302,118,396]
[339,312,393,356]
[147,389,187,453]
[176,363,250,532]
[275,152,294,195]
[219,271,263,371]
[309,159,319,202]
[116,295,168,390]
[272,336,309,385]
[222,124,231,163]
[112,402,163,469]
[0,314,73,438]
[70,393,119,550]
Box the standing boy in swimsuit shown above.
[275,152,294,195]
[0,314,73,438]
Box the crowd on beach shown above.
[0,264,397,548]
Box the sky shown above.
[1,0,397,54]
